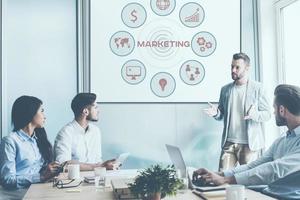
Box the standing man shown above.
[204,53,271,171]
[195,84,300,186]
[54,93,115,171]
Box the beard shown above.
[87,114,98,122]
[231,67,247,81]
[231,71,245,81]
[275,110,287,126]
[231,73,238,80]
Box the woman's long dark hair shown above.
[11,96,53,164]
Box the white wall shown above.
[1,0,77,142]
[98,103,222,169]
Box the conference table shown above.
[23,170,276,200]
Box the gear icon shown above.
[197,37,206,46]
[205,42,212,49]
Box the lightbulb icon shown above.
[159,78,167,91]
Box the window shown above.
[276,0,300,85]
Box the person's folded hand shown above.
[40,161,61,182]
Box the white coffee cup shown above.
[67,164,80,180]
[226,185,245,200]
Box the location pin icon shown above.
[159,79,167,91]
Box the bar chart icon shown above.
[184,8,200,22]
[180,3,205,28]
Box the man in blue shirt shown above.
[195,84,300,186]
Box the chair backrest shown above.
[0,185,28,200]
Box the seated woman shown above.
[0,96,60,189]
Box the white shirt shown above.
[54,120,102,164]
[227,84,248,144]
[224,125,300,185]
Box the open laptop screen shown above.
[165,144,187,178]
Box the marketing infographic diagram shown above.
[91,0,240,102]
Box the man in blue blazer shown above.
[204,53,271,171]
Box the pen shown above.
[247,104,253,115]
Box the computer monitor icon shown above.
[126,66,141,80]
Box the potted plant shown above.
[128,164,183,200]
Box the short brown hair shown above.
[71,93,97,117]
[274,84,300,116]
[233,53,250,65]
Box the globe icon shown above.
[156,0,170,10]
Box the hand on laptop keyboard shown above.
[192,172,215,187]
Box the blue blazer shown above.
[214,80,271,150]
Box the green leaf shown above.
[128,164,184,198]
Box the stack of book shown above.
[111,178,138,199]
[192,185,227,200]
[84,175,95,184]
[192,189,226,200]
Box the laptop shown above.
[165,144,188,178]
[165,144,227,192]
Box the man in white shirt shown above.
[204,53,271,171]
[54,93,115,171]
[195,84,300,186]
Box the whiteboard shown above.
[91,0,240,102]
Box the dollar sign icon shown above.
[130,9,138,23]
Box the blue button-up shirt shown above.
[224,125,300,185]
[0,130,44,189]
